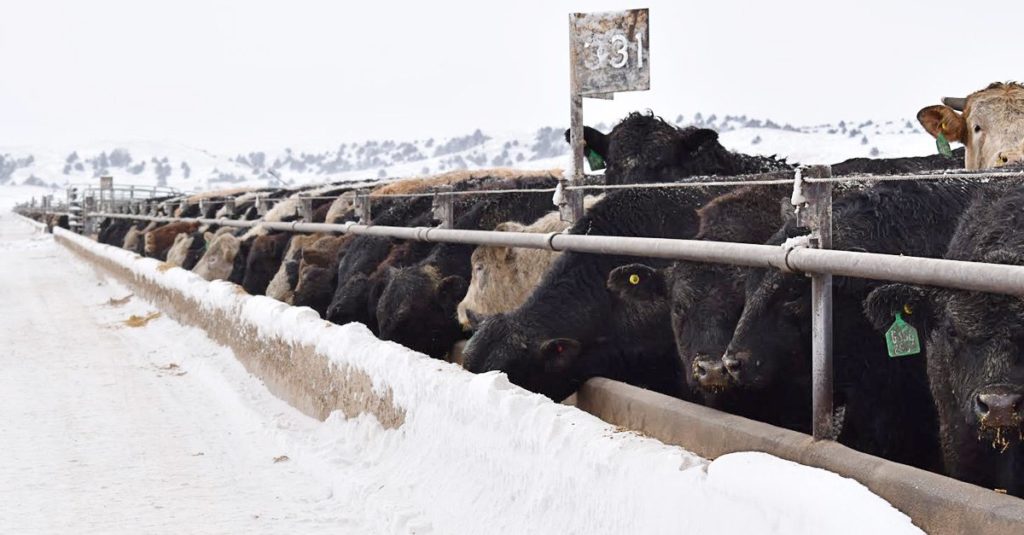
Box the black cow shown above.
[375,183,558,359]
[241,232,293,295]
[864,181,1024,495]
[571,112,790,185]
[461,187,728,401]
[723,180,974,470]
[605,185,804,425]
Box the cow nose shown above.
[694,354,730,389]
[723,350,750,379]
[995,149,1023,167]
[974,390,1024,427]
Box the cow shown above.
[570,111,790,185]
[193,230,246,282]
[863,182,1024,495]
[722,180,974,470]
[375,179,562,359]
[917,82,1024,169]
[604,185,797,424]
[143,221,200,261]
[122,221,156,255]
[456,196,602,331]
[165,230,211,270]
[241,232,292,295]
[266,233,324,303]
[291,234,354,316]
[461,188,723,401]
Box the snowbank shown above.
[52,226,922,535]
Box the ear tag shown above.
[628,273,641,285]
[585,148,606,171]
[936,132,954,158]
[886,312,921,358]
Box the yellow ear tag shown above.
[940,121,946,132]
[903,303,913,316]
[629,274,641,285]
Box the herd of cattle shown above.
[40,82,1024,496]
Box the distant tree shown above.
[870,147,880,157]
[377,168,387,178]
[751,135,762,145]
[861,135,869,145]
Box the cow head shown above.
[376,265,468,359]
[193,232,240,281]
[918,82,1024,170]
[462,312,585,401]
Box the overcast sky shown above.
[0,0,1019,151]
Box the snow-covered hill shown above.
[0,113,941,200]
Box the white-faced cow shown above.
[918,82,1024,169]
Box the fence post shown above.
[256,195,268,216]
[562,16,586,224]
[803,165,834,440]
[355,194,372,225]
[224,199,236,217]
[299,196,314,221]
[432,185,454,229]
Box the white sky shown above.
[0,0,1019,151]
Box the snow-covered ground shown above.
[0,113,941,212]
[0,207,924,534]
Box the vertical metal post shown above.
[256,195,268,216]
[224,199,236,217]
[804,165,834,440]
[432,185,454,229]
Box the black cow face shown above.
[462,313,584,402]
[376,267,468,359]
[293,265,336,317]
[724,267,812,391]
[327,273,373,327]
[932,290,1024,449]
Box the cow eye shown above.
[974,124,982,133]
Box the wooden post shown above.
[432,186,455,229]
[299,197,314,221]
[355,194,372,225]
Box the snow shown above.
[0,114,943,213]
[0,205,926,534]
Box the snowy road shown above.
[0,212,417,534]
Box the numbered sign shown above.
[570,9,650,96]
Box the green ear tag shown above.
[586,148,606,171]
[886,312,921,358]
[936,132,954,158]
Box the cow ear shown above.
[607,263,665,302]
[564,126,609,160]
[863,283,933,331]
[917,105,966,143]
[539,338,582,372]
[438,275,469,309]
[678,128,719,155]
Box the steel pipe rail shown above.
[93,212,1024,297]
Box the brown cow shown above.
[143,221,200,261]
[193,231,242,281]
[456,196,601,330]
[918,82,1024,169]
[266,233,324,303]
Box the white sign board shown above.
[570,9,650,96]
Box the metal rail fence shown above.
[29,163,1024,442]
